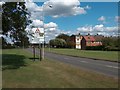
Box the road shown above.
[27,48,119,78]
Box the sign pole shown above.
[40,43,42,61]
[42,42,44,60]
[33,46,35,61]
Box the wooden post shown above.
[33,46,35,61]
[42,43,44,60]
[39,43,42,61]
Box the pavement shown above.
[26,48,119,78]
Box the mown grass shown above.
[2,49,118,88]
[45,48,118,62]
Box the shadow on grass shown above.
[29,57,39,61]
[2,54,27,71]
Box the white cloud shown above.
[0,1,5,6]
[77,25,93,33]
[25,0,43,21]
[98,16,106,22]
[25,0,42,12]
[77,24,118,36]
[25,0,88,18]
[93,24,104,32]
[44,22,58,29]
[43,0,87,18]
[26,21,60,43]
[60,30,71,35]
[31,19,43,27]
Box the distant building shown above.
[75,34,103,50]
[75,34,82,49]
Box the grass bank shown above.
[45,48,118,62]
[2,49,118,88]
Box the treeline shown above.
[101,36,120,51]
[1,37,29,49]
[49,34,120,51]
[86,36,120,51]
[49,34,75,48]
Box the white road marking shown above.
[80,61,89,63]
[105,65,119,69]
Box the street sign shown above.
[30,28,44,44]
[35,28,40,33]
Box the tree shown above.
[2,2,31,47]
[50,38,67,48]
[66,35,75,48]
[102,36,119,50]
[56,34,70,41]
[1,37,7,48]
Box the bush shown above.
[103,46,120,51]
[86,46,104,50]
[2,44,15,49]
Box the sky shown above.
[24,0,119,43]
[1,0,120,43]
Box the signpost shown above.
[30,28,44,61]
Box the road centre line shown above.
[80,61,89,63]
[79,60,119,70]
[105,65,119,69]
[34,49,119,70]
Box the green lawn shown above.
[2,49,118,88]
[45,48,119,62]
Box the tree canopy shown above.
[2,2,31,47]
[50,38,67,48]
[56,34,70,41]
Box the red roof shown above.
[83,36,95,42]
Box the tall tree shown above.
[56,34,70,41]
[2,2,31,47]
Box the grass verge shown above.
[2,49,118,88]
[45,48,119,62]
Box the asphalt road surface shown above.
[27,48,119,78]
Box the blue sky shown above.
[1,0,119,44]
[35,2,118,32]
[47,2,117,28]
[25,0,119,43]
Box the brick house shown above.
[75,34,103,50]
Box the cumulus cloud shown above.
[77,25,93,33]
[93,24,104,32]
[43,0,87,18]
[98,16,106,22]
[25,0,42,12]
[31,19,44,27]
[44,22,58,29]
[25,0,43,21]
[0,1,5,6]
[26,20,62,43]
[77,24,118,36]
[25,0,90,43]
